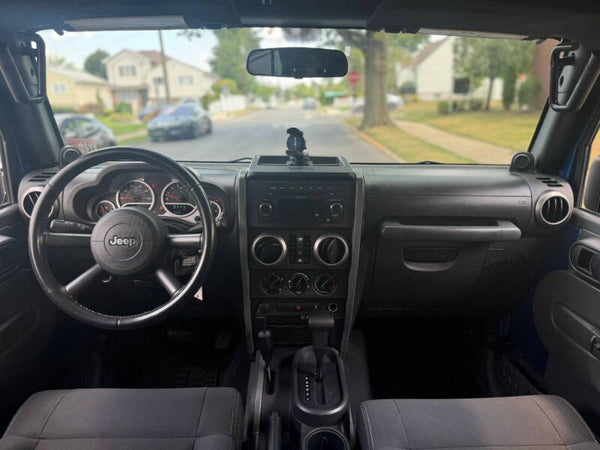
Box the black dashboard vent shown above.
[21,189,41,218]
[536,176,563,188]
[28,170,57,183]
[536,192,570,226]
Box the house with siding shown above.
[47,66,113,111]
[396,37,503,101]
[104,50,216,114]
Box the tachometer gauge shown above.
[117,180,155,209]
[95,200,115,219]
[209,198,224,221]
[161,181,196,216]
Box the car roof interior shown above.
[3,1,600,450]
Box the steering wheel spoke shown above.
[44,232,91,248]
[155,267,182,296]
[64,263,105,298]
[167,233,203,249]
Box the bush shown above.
[452,100,467,112]
[406,94,420,104]
[115,102,133,114]
[399,81,416,95]
[106,112,134,122]
[437,101,450,115]
[53,107,77,114]
[518,76,542,110]
[468,98,484,111]
[77,103,104,115]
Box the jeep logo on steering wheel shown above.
[108,235,137,247]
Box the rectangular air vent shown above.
[536,176,563,187]
[28,170,57,183]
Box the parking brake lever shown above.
[258,329,275,394]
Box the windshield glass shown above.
[41,28,552,163]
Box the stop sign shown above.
[348,70,360,87]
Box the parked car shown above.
[352,94,404,113]
[54,113,116,148]
[302,98,318,110]
[147,104,212,141]
[138,105,162,121]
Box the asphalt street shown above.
[139,106,396,163]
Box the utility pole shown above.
[158,30,171,105]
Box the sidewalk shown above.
[394,120,515,164]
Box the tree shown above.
[209,29,260,95]
[454,38,535,110]
[47,54,76,69]
[84,50,109,79]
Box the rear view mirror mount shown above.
[550,41,600,113]
[246,47,348,79]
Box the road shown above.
[139,106,396,163]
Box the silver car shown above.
[54,113,117,149]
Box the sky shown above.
[40,28,304,72]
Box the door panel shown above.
[534,211,600,431]
[0,204,56,429]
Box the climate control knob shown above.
[261,272,285,295]
[288,273,310,295]
[259,202,273,216]
[329,202,343,217]
[314,273,336,295]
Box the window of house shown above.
[115,90,137,102]
[179,76,193,86]
[51,83,68,94]
[153,76,163,85]
[118,65,137,77]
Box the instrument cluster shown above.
[88,175,226,226]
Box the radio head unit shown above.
[249,181,352,225]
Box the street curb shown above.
[341,120,404,163]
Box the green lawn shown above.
[117,132,148,146]
[345,117,474,164]
[391,102,540,152]
[98,117,146,136]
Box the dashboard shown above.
[17,155,576,354]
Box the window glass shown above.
[42,28,553,163]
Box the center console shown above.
[238,150,362,450]
[242,156,356,348]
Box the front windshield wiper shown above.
[416,160,441,164]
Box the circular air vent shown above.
[251,234,287,266]
[20,187,56,219]
[535,192,571,226]
[313,234,349,266]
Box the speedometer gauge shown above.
[161,181,196,216]
[117,180,155,209]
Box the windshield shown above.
[42,28,551,164]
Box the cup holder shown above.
[304,428,349,450]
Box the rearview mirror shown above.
[246,47,348,79]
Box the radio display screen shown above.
[276,197,323,215]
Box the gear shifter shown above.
[307,310,334,382]
[258,329,275,394]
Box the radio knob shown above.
[259,202,273,216]
[329,202,343,217]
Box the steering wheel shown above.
[28,147,216,330]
